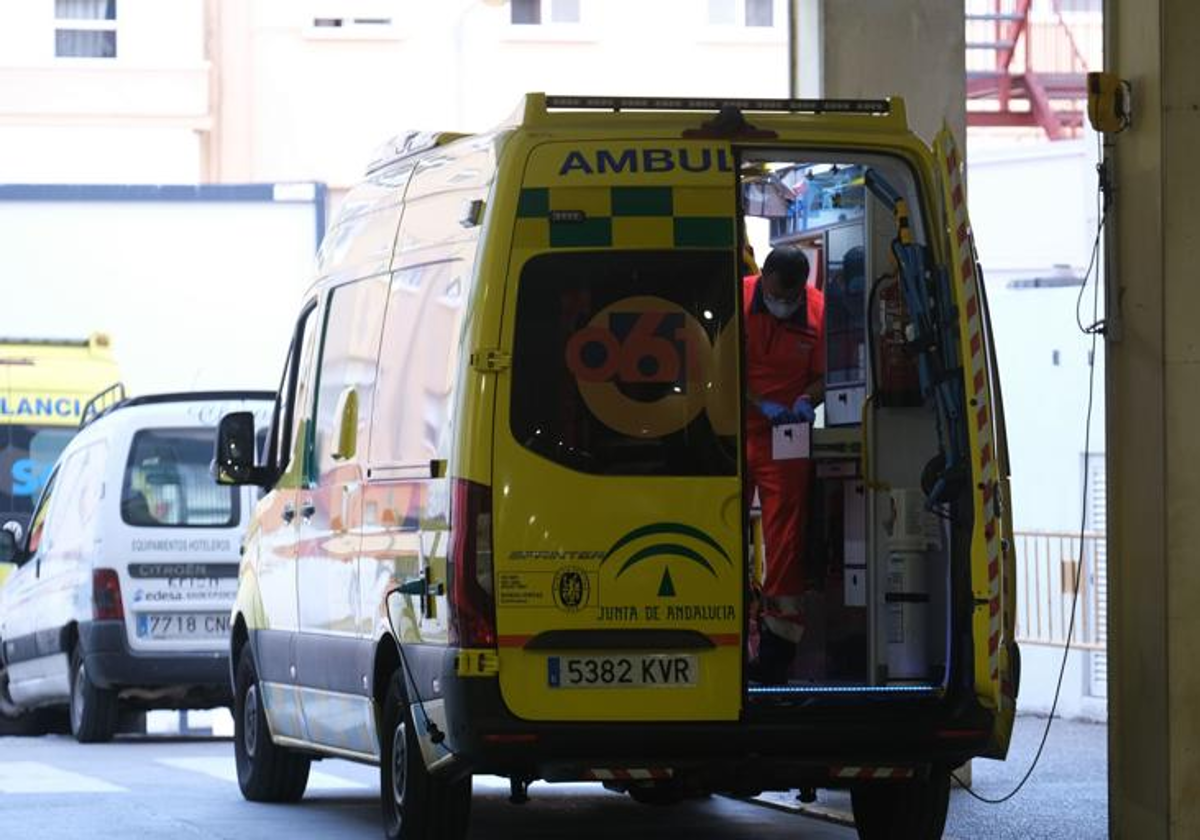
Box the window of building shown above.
[708,0,774,27]
[512,0,581,25]
[305,2,401,41]
[55,0,117,58]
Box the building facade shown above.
[0,0,792,200]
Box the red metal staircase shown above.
[966,0,1099,139]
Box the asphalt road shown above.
[0,712,1107,839]
[0,734,856,840]
[757,713,1109,839]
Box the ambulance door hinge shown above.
[471,348,511,373]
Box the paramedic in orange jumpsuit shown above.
[744,246,825,684]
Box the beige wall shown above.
[210,0,792,192]
[0,0,799,188]
[0,0,208,183]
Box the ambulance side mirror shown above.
[214,412,270,486]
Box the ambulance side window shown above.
[273,302,320,480]
[309,277,388,478]
[370,260,465,467]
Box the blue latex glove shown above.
[759,400,794,425]
[791,395,816,424]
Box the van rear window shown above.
[511,250,737,476]
[122,428,238,528]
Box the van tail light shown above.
[447,478,496,648]
[92,569,124,621]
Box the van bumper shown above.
[440,676,991,788]
[78,620,231,701]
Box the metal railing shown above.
[965,0,1101,137]
[966,0,1101,75]
[1013,530,1106,650]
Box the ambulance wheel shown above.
[850,769,950,840]
[233,649,310,802]
[381,671,471,840]
[70,644,117,743]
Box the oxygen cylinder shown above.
[885,489,942,681]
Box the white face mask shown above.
[764,295,801,320]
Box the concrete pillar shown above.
[818,0,965,146]
[1107,0,1200,836]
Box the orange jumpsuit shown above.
[743,275,825,644]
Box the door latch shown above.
[470,348,511,372]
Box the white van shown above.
[0,391,272,742]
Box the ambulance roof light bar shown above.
[544,95,893,115]
[0,336,100,348]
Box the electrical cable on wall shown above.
[953,131,1108,804]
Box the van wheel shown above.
[850,769,950,840]
[69,644,117,743]
[380,671,471,840]
[233,649,310,802]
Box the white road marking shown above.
[0,761,126,794]
[157,756,368,790]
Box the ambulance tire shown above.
[381,671,471,840]
[69,644,118,743]
[850,769,950,840]
[233,649,310,803]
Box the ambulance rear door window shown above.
[510,249,737,477]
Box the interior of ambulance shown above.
[737,149,959,702]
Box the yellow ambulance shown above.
[0,334,121,582]
[215,94,1016,840]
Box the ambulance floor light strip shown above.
[747,684,939,695]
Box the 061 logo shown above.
[563,295,736,437]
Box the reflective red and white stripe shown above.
[582,768,674,781]
[830,766,916,780]
[938,132,1004,699]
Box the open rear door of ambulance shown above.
[934,127,1017,757]
[490,137,744,724]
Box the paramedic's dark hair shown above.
[762,246,810,291]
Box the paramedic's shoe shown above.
[747,656,790,686]
[747,627,796,685]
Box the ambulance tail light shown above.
[92,569,124,621]
[448,478,496,648]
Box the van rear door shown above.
[933,127,1016,755]
[491,139,743,722]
